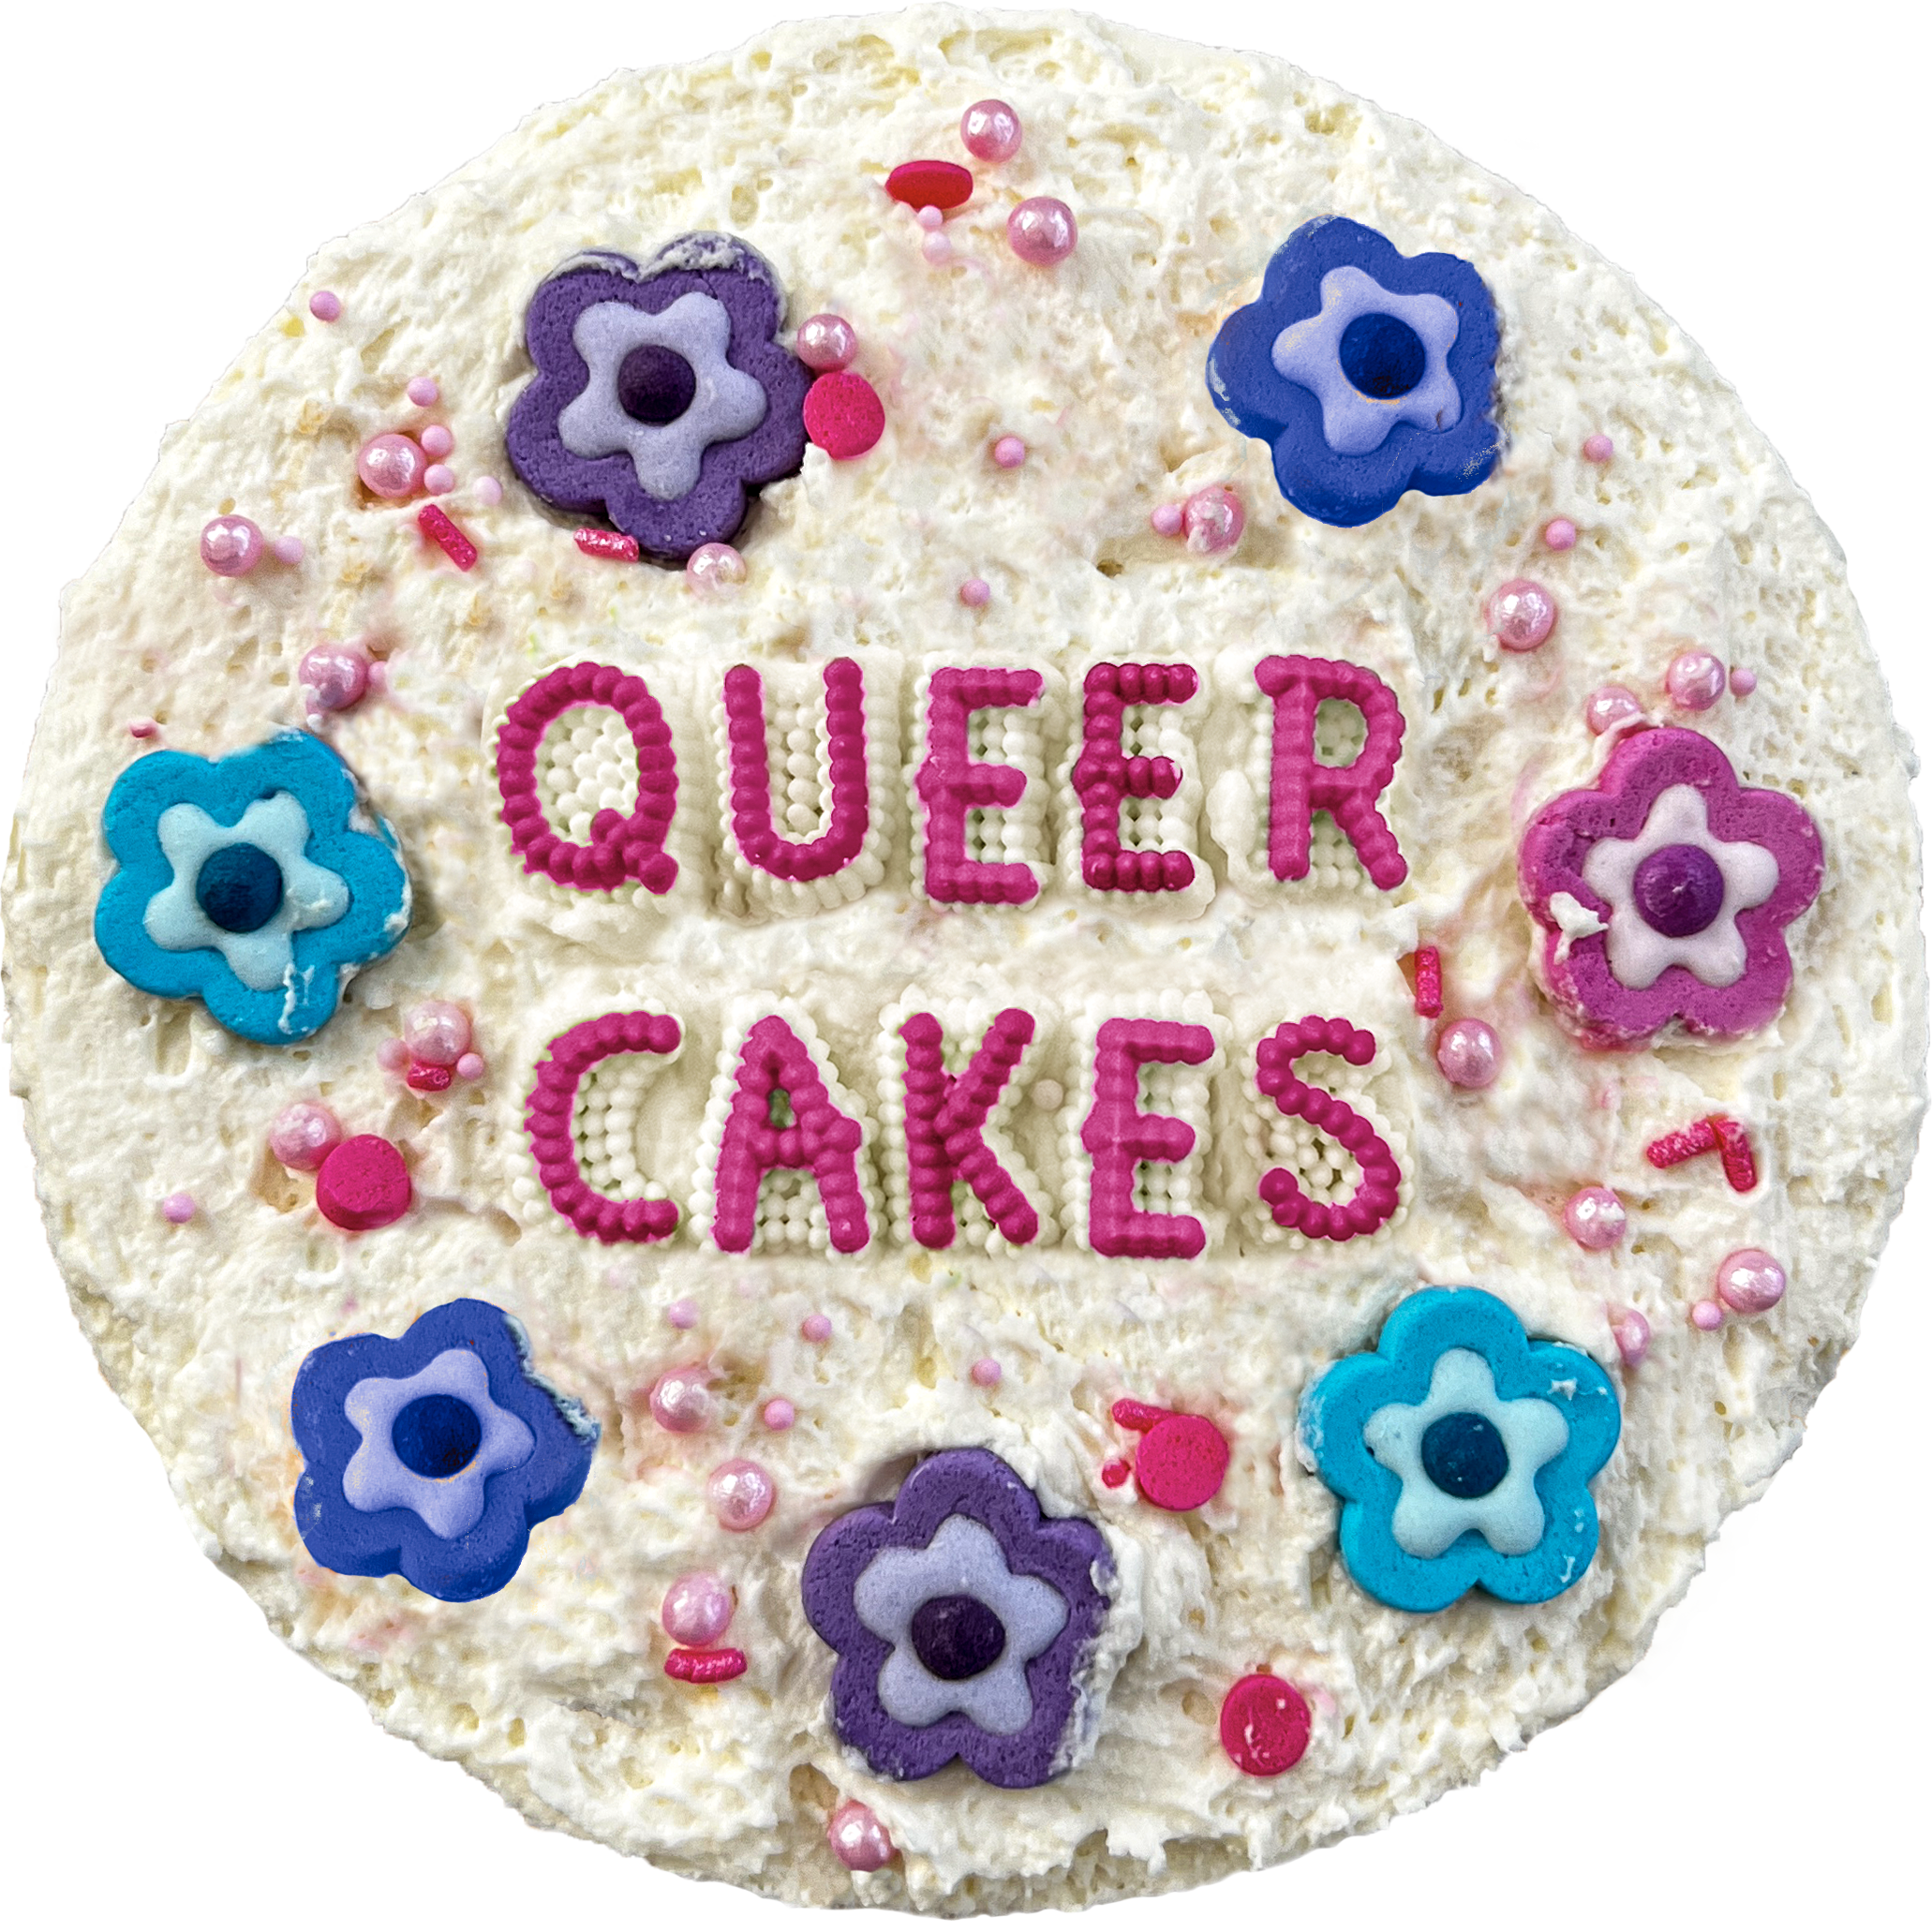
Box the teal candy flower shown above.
[1298,1287,1621,1612]
[94,733,410,1045]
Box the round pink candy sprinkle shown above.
[1543,516,1578,552]
[959,577,991,608]
[1182,484,1244,556]
[1150,502,1184,538]
[1689,1299,1726,1331]
[828,1799,896,1873]
[423,463,455,495]
[915,204,945,231]
[407,377,440,408]
[160,1191,196,1225]
[404,999,470,1067]
[666,1298,699,1330]
[801,1313,833,1344]
[200,515,264,577]
[1563,1186,1627,1250]
[1666,649,1727,711]
[1583,433,1614,463]
[1008,196,1077,265]
[992,435,1027,469]
[661,1570,734,1647]
[357,432,427,499]
[709,1458,777,1532]
[270,1100,343,1172]
[300,642,370,714]
[649,1367,714,1434]
[960,98,1022,163]
[1586,685,1644,736]
[376,1036,411,1073]
[1487,578,1557,652]
[763,1397,796,1431]
[473,476,504,507]
[128,718,158,740]
[453,1051,485,1082]
[1716,1248,1787,1315]
[795,313,858,373]
[1435,1018,1501,1090]
[1730,664,1758,697]
[271,534,305,566]
[419,424,455,460]
[970,1357,1003,1388]
[308,290,342,322]
[1609,1304,1652,1367]
[921,231,954,266]
[687,542,748,593]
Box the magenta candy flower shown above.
[1519,727,1823,1045]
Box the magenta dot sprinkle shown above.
[665,1298,699,1330]
[763,1397,796,1431]
[1435,1018,1501,1090]
[1150,502,1184,538]
[1487,578,1557,652]
[473,475,504,507]
[1563,1185,1627,1250]
[160,1192,196,1225]
[801,1313,833,1344]
[959,577,990,608]
[407,377,440,408]
[1583,433,1614,463]
[270,534,305,566]
[269,1100,343,1172]
[420,424,455,460]
[200,514,264,578]
[795,313,858,372]
[970,1357,1003,1388]
[1585,685,1643,736]
[992,435,1027,469]
[1665,649,1726,711]
[1730,665,1758,697]
[709,1458,777,1532]
[960,98,1022,163]
[1689,1299,1725,1331]
[1543,516,1578,552]
[453,1051,485,1082]
[1008,196,1077,265]
[308,290,342,322]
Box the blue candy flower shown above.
[1207,216,1501,528]
[94,732,410,1045]
[1298,1287,1620,1612]
[290,1299,600,1603]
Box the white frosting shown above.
[4,7,1924,1913]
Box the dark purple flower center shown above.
[617,344,697,425]
[392,1394,483,1478]
[195,842,284,933]
[1339,313,1426,400]
[909,1593,1006,1680]
[1631,841,1727,938]
[1419,1411,1508,1499]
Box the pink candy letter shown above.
[899,1009,1039,1247]
[1254,1016,1401,1241]
[1073,661,1199,895]
[1254,656,1406,888]
[724,658,870,881]
[914,667,1044,904]
[1082,1017,1213,1258]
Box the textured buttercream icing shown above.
[5,7,1924,1911]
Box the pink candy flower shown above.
[1518,727,1822,1045]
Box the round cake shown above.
[6,7,1924,1911]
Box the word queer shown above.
[524,1002,1404,1260]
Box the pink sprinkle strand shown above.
[407,377,440,407]
[575,527,641,563]
[1435,1018,1501,1089]
[1412,946,1443,1018]
[1665,649,1726,711]
[1563,1186,1627,1250]
[661,1570,734,1647]
[1075,661,1201,896]
[666,1299,699,1330]
[201,515,264,577]
[1182,484,1244,555]
[1487,578,1558,651]
[407,1062,453,1094]
[915,667,1045,905]
[900,1009,1041,1243]
[827,1800,896,1873]
[1543,516,1578,551]
[417,502,477,570]
[795,313,858,372]
[649,1367,713,1434]
[527,1012,683,1243]
[1083,1017,1214,1258]
[1583,433,1614,463]
[160,1192,196,1225]
[1255,1016,1400,1241]
[970,1358,1003,1388]
[1645,1115,1757,1193]
[709,1458,777,1531]
[959,577,990,608]
[357,433,426,499]
[763,1397,796,1431]
[270,1101,343,1172]
[801,1313,833,1344]
[1716,1248,1787,1315]
[1008,196,1077,265]
[664,1646,747,1685]
[1609,1303,1652,1367]
[991,435,1027,468]
[960,98,1023,163]
[1585,685,1644,736]
[308,290,342,322]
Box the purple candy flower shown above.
[801,1449,1113,1789]
[1519,726,1823,1045]
[506,234,810,565]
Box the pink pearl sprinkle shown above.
[376,1036,411,1073]
[1585,685,1644,736]
[1716,1248,1787,1315]
[271,534,305,566]
[128,718,158,740]
[661,1570,734,1647]
[970,1357,1003,1388]
[269,1100,343,1172]
[423,463,455,495]
[407,377,440,408]
[1543,516,1578,552]
[1182,484,1244,556]
[795,314,858,373]
[1487,578,1558,652]
[915,204,945,232]
[801,1313,833,1344]
[763,1397,796,1431]
[200,515,264,577]
[160,1192,196,1225]
[1150,502,1184,537]
[453,1051,485,1082]
[1563,1186,1627,1251]
[959,577,990,608]
[357,432,426,499]
[308,290,342,322]
[649,1367,714,1434]
[1730,665,1758,697]
[1689,1299,1726,1331]
[1435,1018,1501,1090]
[686,542,748,593]
[666,1298,699,1330]
[420,424,455,460]
[473,475,503,507]
[404,1000,471,1067]
[1008,196,1077,265]
[1609,1304,1652,1368]
[921,231,954,266]
[961,98,1022,164]
[709,1458,777,1532]
[300,642,370,713]
[1583,433,1614,463]
[828,1799,896,1873]
[1666,649,1727,711]
[992,435,1027,469]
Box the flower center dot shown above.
[392,1393,483,1478]
[194,843,285,933]
[908,1593,1006,1680]
[1631,841,1727,938]
[1338,312,1427,400]
[1419,1410,1508,1499]
[617,345,697,425]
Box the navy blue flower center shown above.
[392,1394,483,1478]
[1419,1411,1508,1498]
[1339,313,1427,400]
[617,345,697,425]
[194,842,285,933]
[1632,842,1727,938]
[909,1593,1006,1680]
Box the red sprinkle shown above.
[885,159,973,210]
[1413,945,1443,1018]
[418,502,477,571]
[1100,1458,1131,1489]
[1645,1115,1756,1193]
[575,528,640,563]
[315,1135,411,1231]
[406,1062,453,1093]
[1645,1118,1717,1168]
[803,372,886,460]
[1109,1398,1168,1434]
[664,1646,748,1685]
[1220,1672,1312,1776]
